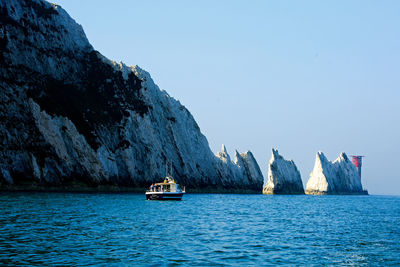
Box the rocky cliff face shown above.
[305,152,367,195]
[215,145,264,190]
[0,0,263,191]
[262,149,304,194]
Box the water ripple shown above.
[0,193,399,265]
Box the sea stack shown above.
[262,149,304,194]
[234,150,264,190]
[215,145,264,191]
[305,151,368,195]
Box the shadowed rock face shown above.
[262,149,304,194]
[305,152,368,195]
[0,0,264,191]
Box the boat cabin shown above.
[149,175,183,193]
[146,168,185,200]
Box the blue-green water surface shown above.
[0,193,399,266]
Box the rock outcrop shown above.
[215,145,264,190]
[0,0,263,191]
[262,149,304,194]
[305,152,368,195]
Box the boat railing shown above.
[146,185,186,193]
[146,187,161,193]
[146,187,171,193]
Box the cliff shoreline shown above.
[0,185,261,194]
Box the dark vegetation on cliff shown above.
[0,0,153,187]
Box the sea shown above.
[0,193,399,266]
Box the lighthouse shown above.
[351,155,364,179]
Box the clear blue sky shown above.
[54,0,400,195]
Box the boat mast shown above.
[165,159,168,177]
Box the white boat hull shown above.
[145,192,184,200]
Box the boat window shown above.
[162,185,170,192]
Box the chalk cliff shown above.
[262,149,304,194]
[305,152,367,195]
[0,0,263,191]
[214,145,264,190]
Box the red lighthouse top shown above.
[351,155,364,167]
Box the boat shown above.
[146,164,185,200]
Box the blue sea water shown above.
[0,193,399,266]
